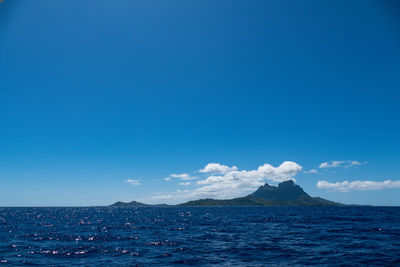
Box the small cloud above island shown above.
[124,179,141,186]
[164,173,198,181]
[304,169,318,174]
[319,160,366,169]
[199,163,238,174]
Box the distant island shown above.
[111,180,344,207]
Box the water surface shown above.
[0,207,399,266]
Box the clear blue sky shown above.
[1,0,400,206]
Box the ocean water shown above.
[0,207,399,266]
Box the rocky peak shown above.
[248,180,309,200]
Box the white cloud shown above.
[171,173,197,180]
[304,169,318,174]
[179,182,191,186]
[317,180,400,192]
[124,179,141,186]
[164,173,198,181]
[319,160,365,169]
[257,161,302,182]
[152,161,302,203]
[199,163,238,174]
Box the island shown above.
[111,180,344,207]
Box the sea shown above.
[0,207,399,266]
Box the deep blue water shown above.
[0,207,399,266]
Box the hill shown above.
[111,180,343,207]
[179,180,342,206]
[110,200,169,207]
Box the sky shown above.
[1,0,400,206]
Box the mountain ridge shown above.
[111,180,344,207]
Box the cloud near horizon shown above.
[317,180,400,192]
[319,160,365,169]
[151,161,302,203]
